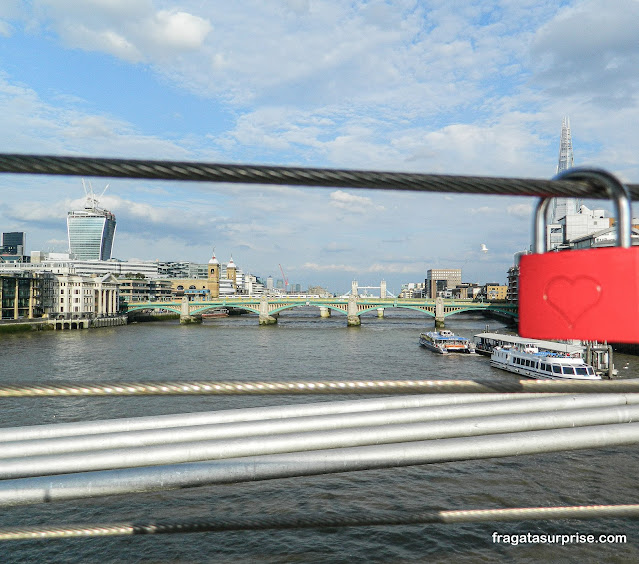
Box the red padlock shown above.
[519,168,639,343]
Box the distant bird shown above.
[480,243,488,253]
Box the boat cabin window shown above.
[587,367,595,375]
[552,365,561,374]
[562,366,575,375]
[575,367,588,376]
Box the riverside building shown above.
[164,252,265,299]
[0,271,53,319]
[426,269,462,298]
[0,264,120,320]
[51,273,120,319]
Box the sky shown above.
[1,0,639,295]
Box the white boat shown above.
[419,330,476,354]
[474,332,615,377]
[490,344,600,380]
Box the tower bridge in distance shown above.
[125,295,518,327]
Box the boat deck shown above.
[474,332,583,356]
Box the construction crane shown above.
[279,264,289,292]
[82,178,109,210]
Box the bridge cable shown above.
[1,153,639,199]
[1,503,638,540]
[0,379,638,397]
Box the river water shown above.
[1,309,638,563]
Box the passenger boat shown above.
[490,344,601,380]
[474,332,615,377]
[419,330,476,354]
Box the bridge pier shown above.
[319,307,331,318]
[259,297,278,325]
[347,296,361,327]
[180,297,202,325]
[435,296,445,328]
[377,308,384,318]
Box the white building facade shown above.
[51,273,120,318]
[547,205,613,250]
[31,252,159,278]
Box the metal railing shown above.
[2,153,639,541]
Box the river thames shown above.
[1,309,638,563]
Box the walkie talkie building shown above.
[67,203,116,260]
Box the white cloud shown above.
[0,74,194,157]
[329,190,384,212]
[531,0,639,104]
[0,20,11,36]
[301,260,424,276]
[302,262,358,273]
[23,0,550,111]
[365,262,424,274]
[323,241,352,253]
[62,25,143,62]
[468,206,498,215]
[147,10,211,50]
[33,1,211,62]
[507,203,533,218]
[45,238,68,247]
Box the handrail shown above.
[0,379,637,397]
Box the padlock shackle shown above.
[533,168,632,253]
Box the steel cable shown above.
[0,379,637,397]
[1,153,638,198]
[0,504,638,540]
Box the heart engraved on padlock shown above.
[543,276,602,328]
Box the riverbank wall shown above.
[128,312,181,322]
[0,316,128,332]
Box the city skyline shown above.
[1,2,639,293]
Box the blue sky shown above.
[1,0,639,294]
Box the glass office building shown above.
[67,207,117,260]
[1,232,26,256]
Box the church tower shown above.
[207,250,220,298]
